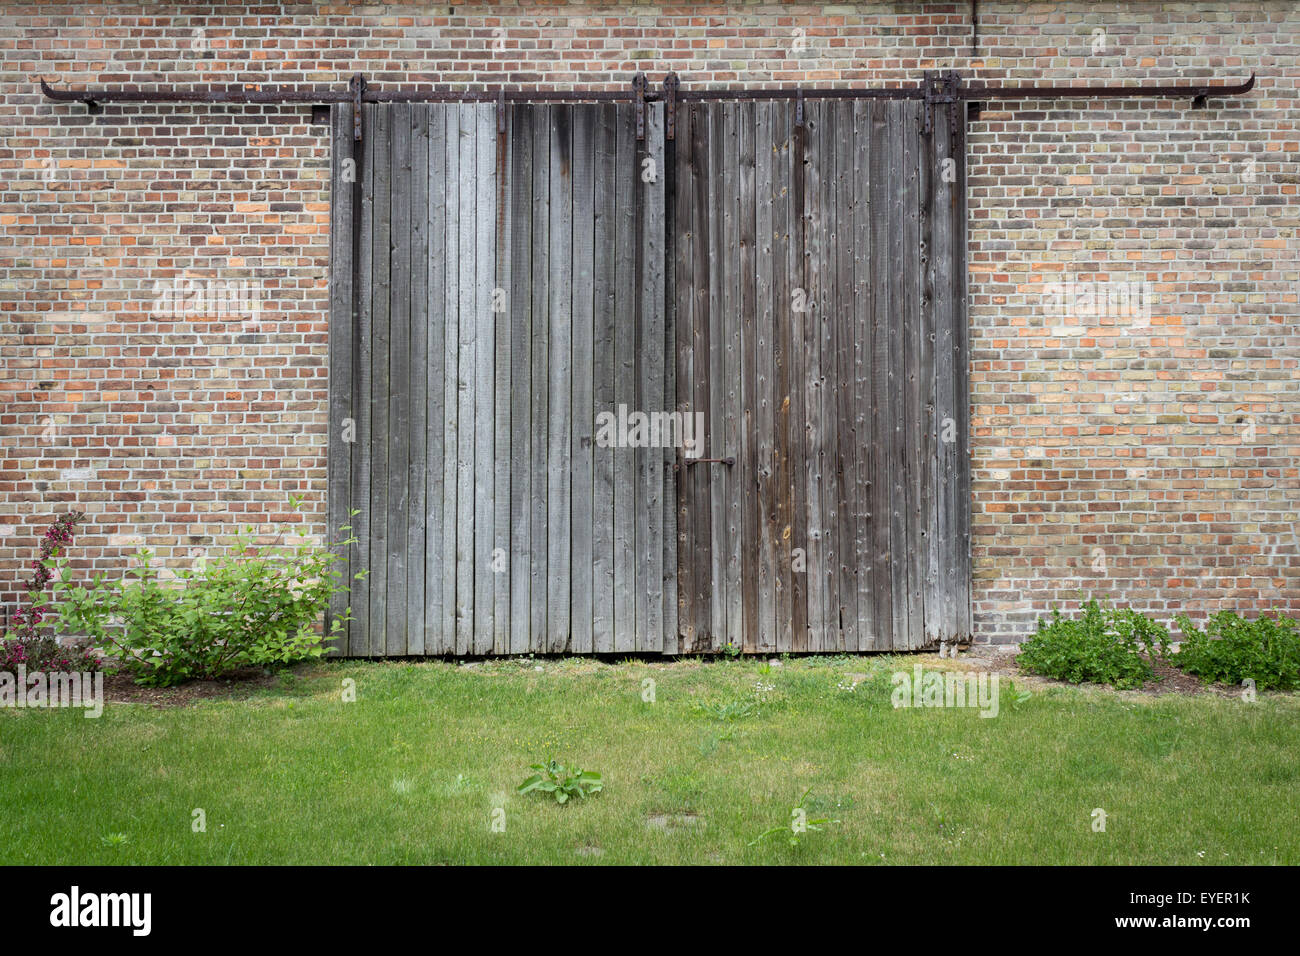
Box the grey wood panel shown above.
[327,104,354,654]
[329,97,966,656]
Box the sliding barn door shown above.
[671,98,970,653]
[328,102,673,656]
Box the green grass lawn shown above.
[2,654,1297,865]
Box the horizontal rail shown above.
[40,71,1255,108]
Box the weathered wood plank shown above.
[454,102,477,655]
[327,104,355,654]
[833,99,857,653]
[439,105,461,655]
[721,101,742,651]
[592,105,617,654]
[368,104,391,657]
[660,107,679,658]
[754,100,778,655]
[787,100,808,653]
[672,103,696,654]
[687,103,713,652]
[570,105,597,655]
[901,102,924,649]
[612,103,637,653]
[887,101,910,650]
[426,105,449,654]
[803,100,826,652]
[851,99,875,652]
[350,103,375,658]
[868,100,894,651]
[492,107,512,657]
[641,104,667,654]
[932,100,955,647]
[952,105,973,642]
[547,105,574,652]
[472,105,497,656]
[529,108,551,653]
[407,104,429,655]
[488,108,509,658]
[508,104,533,656]
[737,101,760,652]
[704,102,727,651]
[386,103,411,657]
[918,87,941,648]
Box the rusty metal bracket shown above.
[683,456,735,466]
[923,70,962,135]
[497,90,506,132]
[349,73,365,142]
[633,72,647,140]
[663,72,680,140]
[795,88,805,127]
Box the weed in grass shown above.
[100,832,129,848]
[517,759,603,805]
[692,698,756,721]
[749,788,838,848]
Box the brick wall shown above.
[2,1,1296,644]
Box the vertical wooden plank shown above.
[737,101,760,653]
[661,107,679,658]
[368,104,391,657]
[901,102,925,649]
[918,92,940,648]
[720,101,742,652]
[869,100,894,651]
[952,104,973,642]
[802,100,826,653]
[787,99,808,654]
[705,103,728,651]
[833,99,858,653]
[407,105,429,654]
[641,103,668,655]
[672,102,697,654]
[474,103,498,656]
[426,105,449,654]
[529,108,551,653]
[570,105,597,655]
[755,100,780,655]
[386,104,411,657]
[592,105,617,654]
[350,103,374,658]
[612,103,638,653]
[454,102,477,655]
[816,99,840,654]
[547,105,574,652]
[440,105,462,656]
[327,104,355,654]
[887,100,910,649]
[508,105,534,656]
[493,107,511,656]
[852,99,875,651]
[933,99,955,646]
[688,104,714,652]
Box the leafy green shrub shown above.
[1,510,102,676]
[517,759,604,805]
[1173,611,1300,691]
[1017,599,1169,690]
[49,502,353,687]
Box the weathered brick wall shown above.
[1,2,1295,644]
